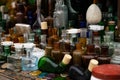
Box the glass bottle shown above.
[93,31,101,55]
[32,0,44,31]
[69,59,98,80]
[110,42,120,64]
[45,38,53,57]
[72,43,84,66]
[44,0,54,38]
[7,43,23,71]
[106,21,116,41]
[39,22,48,49]
[40,21,48,37]
[51,42,62,63]
[34,29,41,46]
[59,30,70,56]
[22,43,38,71]
[0,41,13,63]
[97,35,111,65]
[38,54,72,73]
[79,21,87,53]
[53,0,68,36]
[64,0,78,28]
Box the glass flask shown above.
[22,43,38,71]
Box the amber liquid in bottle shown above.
[72,43,84,66]
[51,42,62,63]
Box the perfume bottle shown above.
[22,43,38,71]
[38,54,72,73]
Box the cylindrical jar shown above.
[91,64,120,80]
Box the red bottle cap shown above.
[92,64,120,79]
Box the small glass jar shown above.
[22,43,38,71]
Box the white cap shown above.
[14,43,24,49]
[23,43,35,49]
[1,41,13,46]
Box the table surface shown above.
[0,64,72,80]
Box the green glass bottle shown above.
[38,54,72,73]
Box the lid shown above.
[14,43,24,49]
[1,41,13,46]
[92,64,120,79]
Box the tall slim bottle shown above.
[72,43,84,66]
[40,22,48,49]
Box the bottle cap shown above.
[92,64,120,79]
[62,54,72,65]
[88,59,98,72]
[41,22,48,30]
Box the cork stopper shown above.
[41,22,48,30]
[88,59,98,72]
[62,54,72,65]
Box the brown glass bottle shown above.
[86,44,95,55]
[72,43,84,66]
[51,42,62,63]
[45,38,53,57]
[50,28,59,42]
[59,30,71,58]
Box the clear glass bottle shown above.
[59,30,70,56]
[0,41,13,63]
[7,43,23,71]
[53,0,68,36]
[22,43,38,71]
[40,22,48,49]
[38,54,72,73]
[110,42,120,64]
